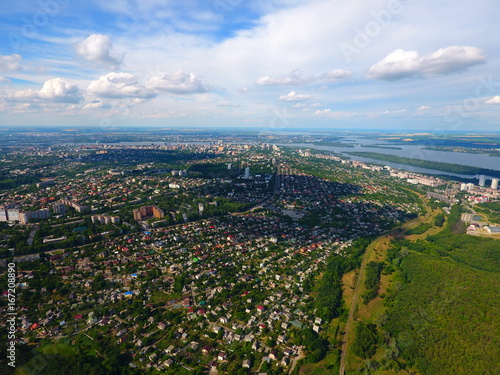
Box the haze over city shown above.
[1,0,500,130]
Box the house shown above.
[202,346,212,355]
[218,352,227,361]
[242,359,251,368]
[281,357,290,366]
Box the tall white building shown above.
[491,178,499,190]
[479,175,486,187]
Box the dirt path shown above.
[339,190,432,375]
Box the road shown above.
[288,346,304,374]
[339,237,374,375]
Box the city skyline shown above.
[1,0,500,130]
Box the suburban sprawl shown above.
[1,130,499,375]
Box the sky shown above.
[0,0,500,131]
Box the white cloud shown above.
[87,72,155,99]
[8,78,83,103]
[257,68,352,86]
[416,105,431,110]
[38,78,83,103]
[239,87,249,93]
[279,91,311,102]
[147,70,211,94]
[368,46,486,81]
[384,109,407,114]
[0,54,22,72]
[76,34,124,69]
[320,69,352,82]
[84,98,112,109]
[0,76,10,83]
[315,108,331,115]
[486,96,500,104]
[257,69,315,86]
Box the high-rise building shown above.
[19,208,50,224]
[479,175,486,187]
[52,203,67,215]
[491,178,499,190]
[133,205,165,221]
[0,207,21,223]
[0,207,7,222]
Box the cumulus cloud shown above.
[320,69,352,82]
[87,72,155,99]
[0,54,22,72]
[279,91,311,102]
[76,34,124,69]
[257,69,315,86]
[147,70,211,94]
[368,46,486,81]
[8,78,83,103]
[486,96,500,104]
[416,105,431,111]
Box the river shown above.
[281,139,500,180]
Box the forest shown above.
[379,209,500,374]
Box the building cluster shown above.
[390,171,445,187]
[1,160,418,373]
[1,136,499,374]
[133,205,165,221]
[91,214,121,225]
[462,183,500,203]
[19,208,51,224]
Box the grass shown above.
[342,270,357,308]
[299,351,340,375]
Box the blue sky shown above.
[1,0,500,131]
